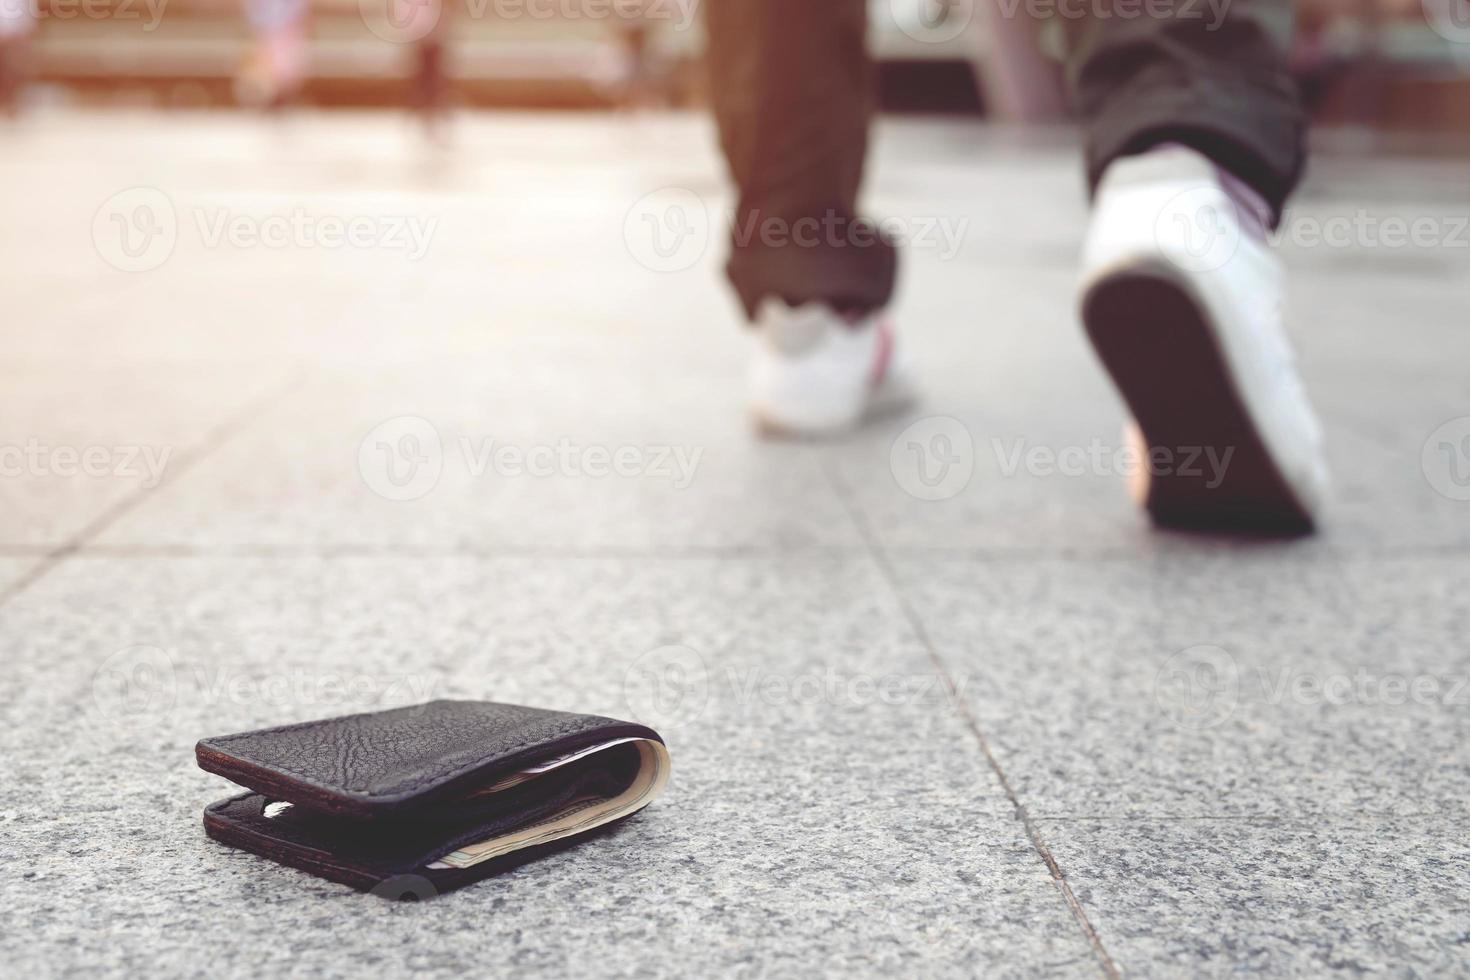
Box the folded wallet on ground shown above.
[196,700,669,897]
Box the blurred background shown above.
[2,0,1469,139]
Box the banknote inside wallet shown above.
[428,737,669,869]
[251,737,670,872]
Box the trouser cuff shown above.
[725,213,898,321]
[1085,85,1305,226]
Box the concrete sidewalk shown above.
[1,110,1468,977]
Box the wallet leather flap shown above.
[195,699,660,818]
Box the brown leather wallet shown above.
[196,700,670,898]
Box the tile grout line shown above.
[0,371,310,610]
[822,461,1123,980]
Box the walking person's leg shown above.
[1067,0,1305,218]
[705,0,914,436]
[1067,0,1329,532]
[0,1,36,116]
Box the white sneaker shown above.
[749,299,916,437]
[1079,146,1329,533]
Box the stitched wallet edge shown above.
[194,700,661,818]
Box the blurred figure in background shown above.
[236,0,312,109]
[400,0,451,140]
[709,0,1329,535]
[0,0,34,115]
[609,16,662,110]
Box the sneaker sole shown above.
[1082,271,1316,535]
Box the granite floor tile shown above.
[7,108,1467,979]
[822,263,1470,557]
[0,554,1097,978]
[893,553,1470,819]
[0,557,43,594]
[0,361,292,547]
[90,361,861,552]
[827,403,1470,556]
[1040,818,1470,976]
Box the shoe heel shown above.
[1082,271,1315,535]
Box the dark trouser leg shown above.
[1063,0,1306,221]
[704,0,896,319]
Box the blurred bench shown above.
[29,0,704,106]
